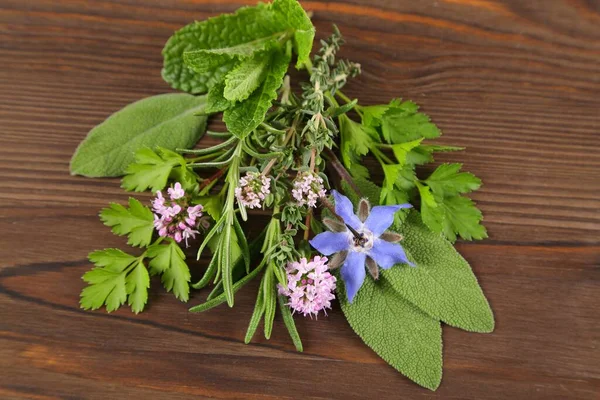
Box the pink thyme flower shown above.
[167,182,185,200]
[234,172,271,209]
[152,182,203,247]
[278,256,337,317]
[291,171,327,208]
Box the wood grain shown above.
[0,0,599,398]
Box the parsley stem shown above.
[336,90,363,117]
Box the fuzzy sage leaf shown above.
[70,94,207,177]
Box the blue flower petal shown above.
[341,252,367,303]
[332,190,362,230]
[309,231,350,255]
[364,204,412,236]
[369,239,414,269]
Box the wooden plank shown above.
[0,1,598,398]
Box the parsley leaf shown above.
[390,138,423,166]
[440,196,488,242]
[147,240,191,302]
[339,115,377,178]
[81,249,149,314]
[425,163,481,196]
[100,198,154,247]
[126,260,150,314]
[415,181,444,233]
[381,101,441,143]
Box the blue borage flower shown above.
[310,190,414,303]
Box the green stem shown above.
[336,90,363,117]
[323,148,363,197]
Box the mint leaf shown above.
[224,52,271,102]
[339,276,443,390]
[125,260,150,314]
[121,147,183,193]
[147,240,191,301]
[384,211,494,332]
[183,35,278,76]
[425,163,481,196]
[270,0,315,68]
[162,0,313,94]
[205,82,233,114]
[381,101,441,143]
[440,196,488,242]
[162,4,272,94]
[70,94,207,177]
[100,198,154,247]
[223,49,291,138]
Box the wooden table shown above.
[1,1,598,399]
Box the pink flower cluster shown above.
[235,172,271,209]
[292,171,327,207]
[278,256,337,317]
[152,182,203,246]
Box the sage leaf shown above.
[70,94,208,177]
[385,211,494,332]
[339,276,443,391]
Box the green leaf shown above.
[383,211,494,332]
[121,147,186,193]
[223,49,291,138]
[244,282,265,344]
[270,0,315,68]
[99,198,154,247]
[147,240,191,302]
[425,163,482,197]
[415,181,444,234]
[339,116,377,178]
[205,82,234,114]
[339,275,443,390]
[70,94,207,177]
[390,139,423,166]
[224,52,271,102]
[381,100,441,143]
[440,196,488,242]
[125,260,150,314]
[263,266,277,339]
[361,106,386,127]
[340,115,375,158]
[80,249,135,312]
[278,295,303,351]
[195,195,223,221]
[183,35,278,75]
[189,254,265,313]
[162,4,272,94]
[162,0,313,94]
[88,249,136,273]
